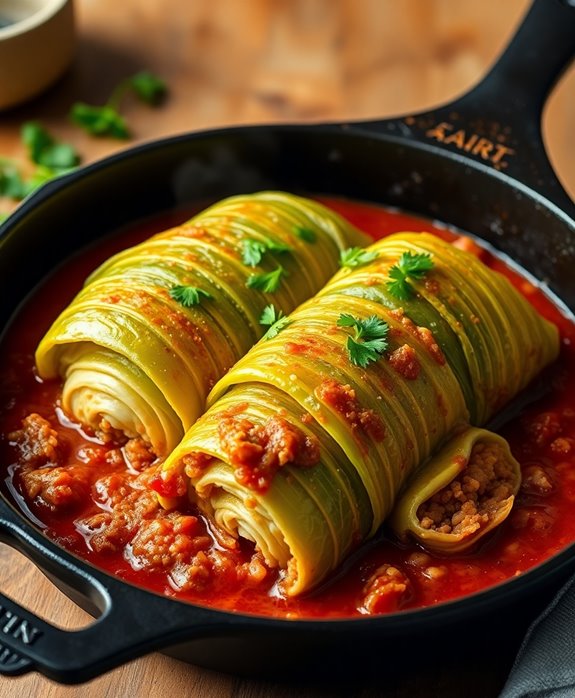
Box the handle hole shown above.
[0,542,96,630]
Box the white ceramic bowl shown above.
[0,0,75,110]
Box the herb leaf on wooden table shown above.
[70,71,168,138]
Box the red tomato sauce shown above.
[1,198,575,619]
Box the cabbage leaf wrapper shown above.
[35,192,367,456]
[157,231,560,595]
[389,426,522,554]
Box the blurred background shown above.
[0,0,574,199]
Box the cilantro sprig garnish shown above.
[259,304,291,339]
[241,238,292,267]
[22,122,80,171]
[0,161,27,199]
[386,251,434,300]
[71,104,130,139]
[266,240,292,254]
[70,71,167,139]
[337,313,389,368]
[0,123,80,203]
[1,74,166,213]
[0,164,68,198]
[246,265,285,293]
[128,72,168,105]
[339,247,378,269]
[294,226,316,243]
[242,240,267,267]
[169,285,212,307]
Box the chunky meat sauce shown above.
[216,414,320,493]
[2,200,575,619]
[314,378,386,442]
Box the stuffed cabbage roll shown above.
[35,192,367,456]
[156,232,559,595]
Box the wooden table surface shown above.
[1,0,574,695]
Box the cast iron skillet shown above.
[0,0,574,685]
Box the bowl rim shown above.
[0,0,71,40]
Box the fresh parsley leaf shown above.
[128,71,167,105]
[259,304,291,338]
[0,159,71,201]
[398,251,434,278]
[21,122,51,162]
[259,304,282,326]
[386,266,411,301]
[70,71,167,139]
[355,315,390,340]
[0,163,26,198]
[346,336,386,368]
[266,240,293,254]
[21,122,80,170]
[264,316,291,339]
[70,103,130,139]
[337,313,389,367]
[0,212,8,223]
[246,266,285,293]
[336,313,357,329]
[386,251,434,300]
[339,247,378,268]
[242,239,267,267]
[242,239,292,267]
[0,124,79,205]
[37,142,79,170]
[337,314,389,341]
[294,226,317,243]
[169,285,212,307]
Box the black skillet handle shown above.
[0,501,223,684]
[361,0,575,217]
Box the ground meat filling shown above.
[123,438,156,471]
[9,414,87,511]
[77,468,163,553]
[520,463,555,496]
[128,514,212,569]
[75,465,271,592]
[21,464,95,512]
[360,564,412,614]
[6,413,271,595]
[7,413,268,592]
[217,415,321,493]
[95,417,130,446]
[9,414,161,513]
[9,413,62,468]
[416,441,517,538]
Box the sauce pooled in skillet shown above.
[1,197,574,618]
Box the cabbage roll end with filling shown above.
[34,192,368,456]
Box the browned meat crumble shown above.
[417,441,516,537]
[361,564,412,614]
[217,415,320,492]
[9,413,62,468]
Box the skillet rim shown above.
[1,119,575,611]
[1,119,575,684]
